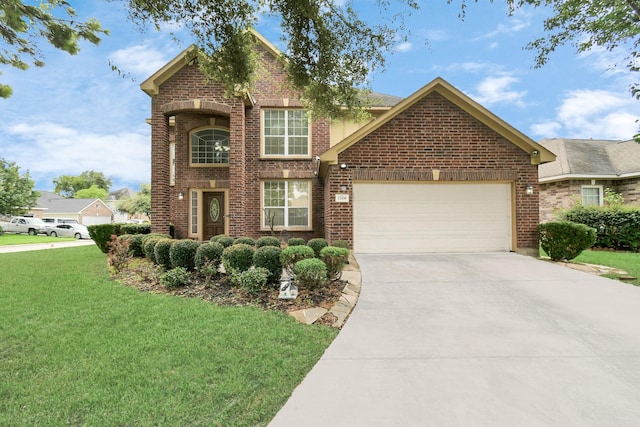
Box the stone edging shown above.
[288,252,361,328]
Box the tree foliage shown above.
[75,184,108,200]
[116,183,151,216]
[118,0,418,119]
[0,0,108,98]
[0,157,39,215]
[53,170,112,197]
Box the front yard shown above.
[572,249,640,286]
[0,246,337,426]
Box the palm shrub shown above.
[210,234,234,248]
[234,236,256,246]
[195,242,224,270]
[256,236,281,248]
[222,244,255,273]
[538,221,597,261]
[253,246,283,283]
[320,246,349,281]
[294,258,327,289]
[169,239,201,271]
[280,245,315,276]
[154,239,175,270]
[307,238,328,257]
[287,237,306,247]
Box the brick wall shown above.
[324,91,540,253]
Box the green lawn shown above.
[0,246,337,426]
[572,249,640,286]
[0,233,75,245]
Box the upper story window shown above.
[262,110,310,157]
[191,128,230,166]
[581,185,603,206]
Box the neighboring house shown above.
[538,138,640,222]
[30,191,113,225]
[106,188,150,223]
[141,30,555,255]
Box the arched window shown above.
[191,128,230,165]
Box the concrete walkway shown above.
[0,239,96,253]
[269,253,640,427]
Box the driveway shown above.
[270,253,640,426]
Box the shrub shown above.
[119,223,151,235]
[88,224,121,253]
[332,240,350,249]
[538,221,597,261]
[253,246,283,283]
[169,239,201,271]
[160,267,190,289]
[222,244,255,273]
[307,238,328,257]
[143,237,165,263]
[141,233,172,246]
[108,235,132,274]
[280,245,315,275]
[154,239,175,270]
[195,242,224,271]
[256,236,281,248]
[128,234,146,257]
[287,237,306,247]
[561,205,640,251]
[211,234,234,248]
[234,236,256,246]
[231,267,270,295]
[294,258,327,289]
[320,246,349,281]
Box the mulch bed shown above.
[113,259,346,326]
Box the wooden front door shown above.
[204,192,225,241]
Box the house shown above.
[538,138,640,222]
[141,30,555,255]
[30,191,113,225]
[106,188,150,223]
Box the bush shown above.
[294,258,327,289]
[119,223,151,235]
[222,244,255,273]
[231,267,270,295]
[211,234,234,248]
[256,236,281,248]
[307,238,328,257]
[160,267,190,289]
[561,205,640,251]
[141,233,172,246]
[320,246,349,281]
[195,242,224,270]
[287,237,306,247]
[253,246,283,283]
[88,224,121,253]
[143,237,165,263]
[169,239,201,271]
[108,235,132,274]
[280,245,315,275]
[154,239,175,270]
[234,236,256,246]
[128,234,146,257]
[538,221,597,261]
[331,240,350,249]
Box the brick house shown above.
[538,138,640,222]
[141,31,555,255]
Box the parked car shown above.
[0,216,48,235]
[42,217,79,226]
[46,223,91,239]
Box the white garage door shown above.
[353,182,512,253]
[81,216,112,226]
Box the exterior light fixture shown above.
[525,184,534,195]
[340,163,348,170]
[178,191,184,200]
[531,150,539,156]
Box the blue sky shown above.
[2,1,640,192]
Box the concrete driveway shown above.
[270,253,640,426]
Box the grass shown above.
[572,250,640,286]
[0,246,337,426]
[0,233,75,245]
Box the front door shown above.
[204,192,225,241]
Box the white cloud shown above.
[531,89,640,139]
[396,41,413,53]
[478,19,528,40]
[110,45,172,77]
[472,74,527,107]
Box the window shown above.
[190,190,198,235]
[263,110,310,157]
[169,142,176,185]
[262,180,311,229]
[191,128,230,165]
[582,186,603,206]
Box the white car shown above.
[47,223,91,239]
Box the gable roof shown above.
[319,77,556,177]
[538,138,640,182]
[35,191,113,214]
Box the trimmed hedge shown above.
[154,239,175,270]
[253,246,283,283]
[280,245,315,274]
[538,221,597,261]
[211,234,234,248]
[561,205,640,251]
[320,246,349,281]
[222,244,255,273]
[169,239,201,271]
[119,223,151,235]
[287,237,306,247]
[128,234,146,257]
[195,242,224,270]
[234,236,256,247]
[88,223,150,253]
[307,238,328,257]
[294,258,327,289]
[331,240,350,249]
[143,237,165,263]
[256,236,281,248]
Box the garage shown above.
[353,182,513,254]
